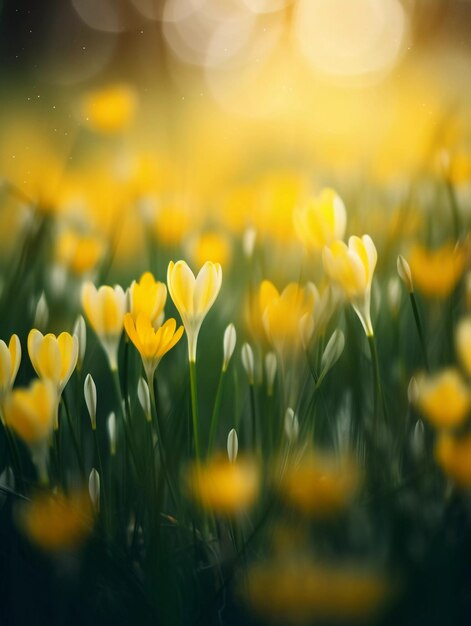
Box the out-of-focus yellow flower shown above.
[17,490,93,552]
[293,188,347,252]
[187,456,259,516]
[416,368,470,429]
[244,558,390,624]
[189,232,231,269]
[456,317,471,377]
[55,229,105,276]
[435,433,471,487]
[323,235,377,336]
[167,261,222,362]
[409,243,466,299]
[129,271,167,328]
[0,334,21,399]
[3,379,57,445]
[81,84,137,134]
[153,204,195,246]
[277,450,360,517]
[260,281,317,354]
[81,283,127,371]
[124,313,184,379]
[446,151,471,185]
[28,330,78,395]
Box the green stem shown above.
[189,360,201,462]
[207,368,225,455]
[445,179,461,241]
[111,369,142,479]
[61,396,86,483]
[367,334,386,438]
[410,293,430,371]
[249,383,257,450]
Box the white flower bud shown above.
[284,407,299,442]
[222,323,237,372]
[387,277,402,316]
[320,330,345,377]
[73,315,87,369]
[299,313,314,350]
[397,255,413,293]
[227,428,238,463]
[84,373,97,430]
[265,352,277,396]
[408,376,419,405]
[243,228,256,258]
[137,377,152,422]
[412,419,425,457]
[34,292,48,330]
[88,468,100,511]
[107,411,117,455]
[241,343,255,385]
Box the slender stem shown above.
[367,334,387,439]
[409,293,430,371]
[445,179,461,241]
[207,369,225,455]
[189,360,201,462]
[3,424,25,493]
[111,369,141,478]
[61,396,86,483]
[249,383,257,450]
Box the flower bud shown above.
[107,411,117,455]
[397,255,413,293]
[241,343,255,385]
[284,407,299,442]
[243,228,256,258]
[265,352,277,396]
[227,428,238,463]
[137,377,151,422]
[73,315,87,370]
[89,468,100,512]
[320,329,345,377]
[408,376,419,405]
[412,419,425,458]
[34,292,49,331]
[222,323,237,372]
[84,374,97,430]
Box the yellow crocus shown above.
[456,317,471,377]
[187,456,259,516]
[294,188,347,252]
[0,334,21,398]
[124,313,184,379]
[416,368,470,429]
[17,490,93,552]
[189,232,231,269]
[167,260,222,362]
[129,271,167,328]
[81,84,137,134]
[260,281,318,354]
[435,433,471,488]
[3,379,57,445]
[81,283,127,371]
[28,330,78,394]
[409,243,466,299]
[323,235,377,336]
[277,450,360,518]
[56,229,105,276]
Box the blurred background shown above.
[1,0,471,272]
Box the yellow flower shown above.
[3,379,57,445]
[189,232,231,269]
[81,84,137,134]
[187,456,259,516]
[294,188,347,252]
[81,283,127,371]
[124,313,184,379]
[416,368,470,429]
[28,330,78,394]
[167,261,222,362]
[409,243,466,298]
[129,271,167,328]
[56,229,105,276]
[153,204,195,246]
[435,433,471,488]
[260,281,317,354]
[0,334,21,398]
[277,450,360,517]
[244,558,390,624]
[323,235,377,336]
[17,490,93,552]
